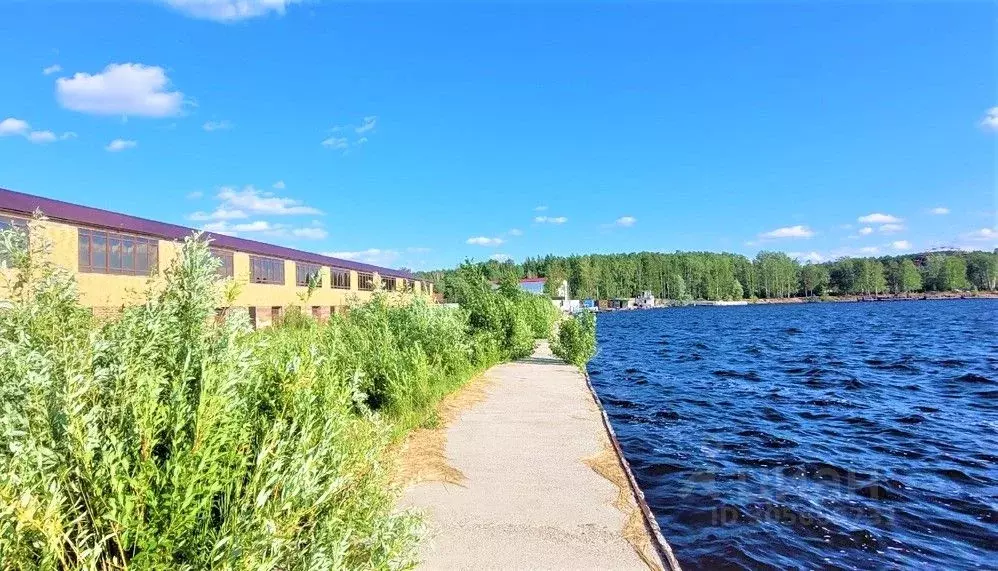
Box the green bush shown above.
[445,262,559,360]
[521,293,560,340]
[0,231,522,570]
[552,312,597,368]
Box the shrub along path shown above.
[398,341,664,570]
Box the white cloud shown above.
[858,226,873,235]
[615,216,637,227]
[0,118,30,136]
[230,221,274,232]
[42,64,62,76]
[929,207,949,215]
[981,107,998,130]
[963,228,996,242]
[760,225,814,239]
[859,246,880,255]
[272,180,285,189]
[202,220,283,235]
[203,120,233,131]
[57,63,184,118]
[857,212,902,224]
[188,207,247,221]
[891,240,912,251]
[534,205,548,212]
[789,251,823,263]
[466,236,504,246]
[355,136,368,145]
[355,116,377,134]
[291,227,327,240]
[186,190,204,199]
[534,216,567,224]
[216,185,321,215]
[324,248,400,265]
[159,0,300,21]
[878,223,905,234]
[27,131,57,144]
[105,139,137,152]
[490,254,512,262]
[508,228,523,236]
[1,119,75,144]
[321,136,348,150]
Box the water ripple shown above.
[588,300,998,570]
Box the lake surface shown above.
[587,300,997,570]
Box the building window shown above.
[78,228,158,276]
[250,255,285,285]
[0,214,29,266]
[358,272,375,291]
[381,276,397,291]
[211,248,234,278]
[296,262,323,287]
[0,214,28,234]
[330,268,350,289]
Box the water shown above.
[587,300,998,570]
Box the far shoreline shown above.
[627,292,998,310]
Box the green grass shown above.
[0,229,558,570]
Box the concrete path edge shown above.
[581,368,684,571]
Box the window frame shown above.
[330,267,351,289]
[381,276,397,291]
[357,272,375,291]
[211,248,234,278]
[0,214,29,266]
[78,227,159,276]
[296,262,323,287]
[250,255,285,285]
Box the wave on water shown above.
[587,300,998,570]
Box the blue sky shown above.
[0,1,995,271]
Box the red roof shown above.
[0,187,413,279]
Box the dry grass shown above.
[585,443,664,571]
[394,372,496,486]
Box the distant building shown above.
[518,277,547,295]
[0,187,429,328]
[605,298,635,310]
[518,277,569,298]
[635,291,655,309]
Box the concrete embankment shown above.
[397,341,680,570]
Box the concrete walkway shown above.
[398,342,662,570]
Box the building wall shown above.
[0,214,432,320]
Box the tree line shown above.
[419,250,998,302]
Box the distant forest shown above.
[418,250,998,302]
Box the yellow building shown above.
[0,188,430,327]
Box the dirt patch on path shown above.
[585,445,663,570]
[395,372,495,487]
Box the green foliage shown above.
[446,262,558,360]
[551,312,597,369]
[521,293,560,339]
[419,249,995,301]
[0,231,542,570]
[887,259,922,294]
[923,254,970,292]
[855,259,887,295]
[966,252,998,291]
[799,263,830,297]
